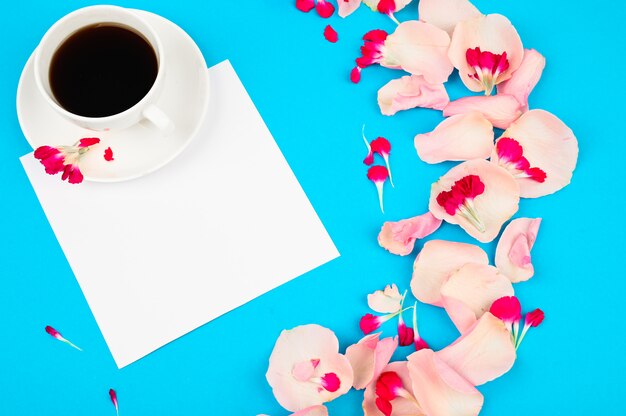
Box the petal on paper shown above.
[418,0,482,35]
[497,49,546,110]
[429,159,520,243]
[266,325,354,412]
[378,212,443,256]
[378,75,449,116]
[440,264,515,333]
[411,240,488,306]
[414,112,494,164]
[407,349,483,416]
[346,333,398,390]
[367,284,403,313]
[363,362,423,416]
[495,218,541,282]
[492,109,579,198]
[385,21,454,84]
[338,0,362,17]
[437,313,516,385]
[443,95,523,129]
[448,14,524,93]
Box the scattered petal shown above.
[45,325,82,351]
[363,362,423,416]
[412,303,429,351]
[489,296,522,331]
[345,333,398,389]
[104,147,114,161]
[385,21,454,85]
[378,75,449,116]
[316,0,335,18]
[414,112,494,164]
[443,94,523,129]
[339,0,362,17]
[495,218,542,282]
[397,313,414,347]
[411,240,488,306]
[516,308,544,349]
[497,49,546,110]
[109,389,119,416]
[370,138,394,187]
[78,137,101,148]
[352,29,399,84]
[437,313,516,386]
[266,325,353,411]
[367,284,403,313]
[296,0,316,12]
[491,109,578,198]
[378,212,443,256]
[440,264,515,333]
[367,166,389,213]
[323,25,338,43]
[360,313,392,334]
[376,371,405,401]
[34,138,101,184]
[418,0,482,35]
[429,159,520,242]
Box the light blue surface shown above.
[1,1,624,414]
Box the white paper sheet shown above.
[21,60,339,368]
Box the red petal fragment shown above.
[398,321,415,347]
[525,308,544,327]
[316,0,335,18]
[45,325,60,338]
[104,147,114,161]
[350,67,361,83]
[296,0,315,12]
[414,338,430,351]
[78,137,100,148]
[363,150,374,165]
[321,372,341,392]
[324,25,338,43]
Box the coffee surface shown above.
[49,24,158,118]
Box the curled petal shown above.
[367,284,403,313]
[385,21,454,84]
[345,333,398,390]
[441,264,515,333]
[407,349,484,416]
[492,109,578,198]
[411,240,488,306]
[448,14,524,93]
[378,75,449,116]
[495,218,542,282]
[497,49,546,110]
[363,362,423,416]
[437,313,516,386]
[378,212,443,256]
[443,95,523,129]
[418,0,482,35]
[414,112,494,164]
[429,159,520,243]
[338,0,362,17]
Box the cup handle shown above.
[142,104,175,134]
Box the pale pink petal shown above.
[448,14,524,93]
[429,159,520,243]
[437,313,516,386]
[414,112,494,164]
[345,333,398,390]
[378,212,443,256]
[338,0,362,17]
[378,75,449,116]
[266,325,354,411]
[491,109,579,198]
[411,240,488,307]
[293,406,329,416]
[363,362,424,416]
[367,284,403,313]
[385,21,454,84]
[443,95,523,129]
[497,49,546,110]
[495,218,542,283]
[407,349,483,416]
[440,264,515,333]
[418,0,482,35]
[363,0,413,13]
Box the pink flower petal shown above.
[407,349,484,416]
[378,75,449,116]
[497,49,546,110]
[525,308,545,327]
[45,325,82,350]
[443,95,523,129]
[367,284,403,313]
[414,112,494,164]
[345,333,398,390]
[489,296,522,325]
[266,325,353,411]
[338,0,362,17]
[363,362,423,416]
[316,0,335,18]
[410,240,488,307]
[292,405,329,416]
[368,166,389,213]
[397,314,414,347]
[491,109,579,198]
[296,0,316,12]
[323,25,338,43]
[109,389,119,416]
[104,147,114,161]
[437,312,516,386]
[440,264,515,333]
[495,218,542,282]
[378,212,443,256]
[418,0,482,35]
[384,21,454,85]
[34,146,65,175]
[448,14,524,94]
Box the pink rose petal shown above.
[414,112,494,164]
[345,333,398,390]
[378,212,443,256]
[495,218,542,282]
[418,0,482,35]
[378,75,449,116]
[497,49,546,110]
[323,25,338,43]
[367,284,403,313]
[443,95,523,129]
[338,0,362,17]
[410,240,488,307]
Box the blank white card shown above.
[21,60,339,368]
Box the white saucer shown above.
[16,9,210,182]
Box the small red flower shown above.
[324,25,338,43]
[104,147,114,161]
[466,47,510,95]
[436,175,486,232]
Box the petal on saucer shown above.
[495,218,542,283]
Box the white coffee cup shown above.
[34,5,174,133]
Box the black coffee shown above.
[49,24,158,118]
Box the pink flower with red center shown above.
[495,138,546,182]
[436,174,485,232]
[367,165,389,213]
[109,389,119,416]
[296,0,334,17]
[45,325,82,351]
[489,296,522,332]
[34,138,101,184]
[323,25,338,43]
[465,47,510,95]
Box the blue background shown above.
[1,0,624,414]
